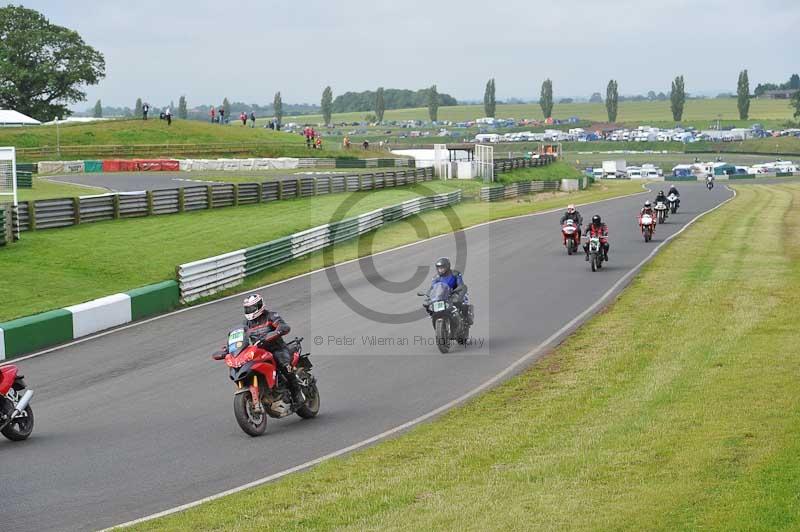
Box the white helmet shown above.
[243,294,265,321]
[567,204,576,213]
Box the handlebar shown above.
[211,350,226,361]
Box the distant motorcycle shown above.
[419,281,471,354]
[667,193,679,214]
[655,201,668,224]
[212,331,319,437]
[706,178,714,190]
[561,219,580,255]
[0,365,34,441]
[639,213,655,242]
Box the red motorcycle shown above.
[561,219,581,255]
[638,212,656,242]
[213,329,319,437]
[0,365,34,441]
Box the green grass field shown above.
[130,182,800,531]
[0,119,392,161]
[288,99,796,126]
[495,160,582,183]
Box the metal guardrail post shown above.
[178,188,185,212]
[206,185,213,209]
[146,190,154,216]
[257,182,263,203]
[73,197,81,225]
[313,177,318,196]
[28,200,36,231]
[278,180,284,200]
[295,178,301,198]
[233,184,239,207]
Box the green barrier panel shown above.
[0,309,73,359]
[335,158,367,168]
[665,176,698,181]
[126,281,180,321]
[0,208,5,246]
[84,160,103,173]
[729,174,755,180]
[776,171,792,177]
[16,163,36,174]
[17,171,32,188]
[245,236,294,276]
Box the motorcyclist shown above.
[427,257,473,325]
[639,200,657,232]
[667,185,681,209]
[559,204,583,230]
[654,189,668,206]
[241,293,305,405]
[583,214,609,261]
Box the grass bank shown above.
[132,183,800,531]
[0,180,640,321]
[494,160,582,184]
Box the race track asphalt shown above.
[0,182,733,531]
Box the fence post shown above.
[27,200,36,231]
[233,183,239,207]
[112,194,120,219]
[278,180,284,200]
[206,185,213,209]
[313,177,318,196]
[257,182,263,203]
[178,187,185,212]
[146,190,154,216]
[73,197,81,225]
[329,177,333,194]
[358,174,364,191]
[295,178,301,198]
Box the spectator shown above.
[142,103,149,120]
[343,135,351,149]
[241,112,247,126]
[219,107,225,124]
[250,111,256,128]
[210,107,216,123]
[315,135,322,150]
[362,140,369,150]
[165,107,172,126]
[305,127,312,148]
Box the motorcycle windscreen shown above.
[429,282,452,312]
[227,328,249,356]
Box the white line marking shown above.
[105,185,736,529]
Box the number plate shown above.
[432,301,447,312]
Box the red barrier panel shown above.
[137,160,162,171]
[161,160,179,171]
[102,159,121,172]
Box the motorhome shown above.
[602,160,627,178]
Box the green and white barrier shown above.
[178,191,463,303]
[0,281,179,360]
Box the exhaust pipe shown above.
[12,389,33,417]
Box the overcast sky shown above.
[18,0,800,109]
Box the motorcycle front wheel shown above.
[296,382,320,419]
[1,405,33,441]
[233,393,267,437]
[435,318,451,353]
[590,253,597,272]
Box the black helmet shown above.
[659,190,664,195]
[592,214,601,225]
[435,257,451,276]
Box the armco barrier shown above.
[479,180,559,201]
[178,190,462,303]
[12,167,434,234]
[0,281,181,360]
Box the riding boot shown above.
[284,364,305,405]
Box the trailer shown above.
[602,159,627,178]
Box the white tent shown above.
[0,110,41,127]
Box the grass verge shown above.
[0,180,640,322]
[16,177,106,201]
[494,160,582,184]
[131,183,800,531]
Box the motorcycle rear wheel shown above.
[435,318,450,353]
[1,405,34,441]
[233,393,267,437]
[296,382,320,419]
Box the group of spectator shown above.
[209,106,226,124]
[238,111,257,127]
[303,126,323,149]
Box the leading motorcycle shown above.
[639,212,655,242]
[561,219,580,255]
[212,330,319,437]
[0,365,34,441]
[586,235,606,272]
[418,281,471,354]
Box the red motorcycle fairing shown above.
[0,366,19,395]
[291,351,300,367]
